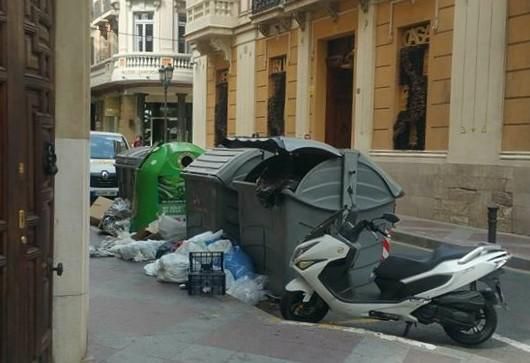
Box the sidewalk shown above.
[87,257,500,363]
[393,215,530,271]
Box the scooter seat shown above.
[375,244,474,280]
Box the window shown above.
[177,13,188,53]
[268,56,286,136]
[134,12,154,52]
[393,23,430,150]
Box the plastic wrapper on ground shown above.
[110,240,166,262]
[98,198,133,237]
[227,275,268,305]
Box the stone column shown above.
[448,0,507,165]
[236,35,257,136]
[192,51,208,147]
[119,0,128,53]
[295,14,312,139]
[54,0,90,362]
[353,2,376,153]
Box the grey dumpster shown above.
[182,147,271,240]
[115,146,151,201]
[224,137,403,295]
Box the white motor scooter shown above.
[281,210,510,346]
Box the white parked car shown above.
[90,131,129,201]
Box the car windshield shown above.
[90,134,127,160]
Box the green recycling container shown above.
[131,142,204,232]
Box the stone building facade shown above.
[186,0,530,235]
[90,0,193,144]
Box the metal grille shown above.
[90,173,117,188]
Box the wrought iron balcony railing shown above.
[252,0,281,14]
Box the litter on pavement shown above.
[143,229,268,305]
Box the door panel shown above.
[0,1,8,362]
[2,0,55,362]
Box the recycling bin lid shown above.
[183,147,270,187]
[222,137,342,157]
[115,146,152,167]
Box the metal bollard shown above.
[487,203,499,244]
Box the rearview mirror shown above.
[382,213,400,224]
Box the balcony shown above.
[186,0,239,43]
[250,0,337,34]
[249,0,285,23]
[252,0,281,13]
[90,53,193,90]
[92,0,118,26]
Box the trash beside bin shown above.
[182,148,271,240]
[224,137,404,295]
[130,142,204,232]
[115,146,151,202]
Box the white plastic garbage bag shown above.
[207,239,233,254]
[227,275,268,305]
[110,240,165,262]
[144,260,160,276]
[156,253,189,283]
[187,230,223,246]
[158,215,186,241]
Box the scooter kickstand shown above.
[403,322,414,337]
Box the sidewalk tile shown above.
[404,349,461,363]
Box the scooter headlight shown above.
[296,259,325,270]
[292,241,319,262]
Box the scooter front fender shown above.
[286,278,314,302]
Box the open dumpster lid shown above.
[222,137,342,157]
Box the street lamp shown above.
[159,64,174,142]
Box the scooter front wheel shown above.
[443,304,497,346]
[280,291,329,323]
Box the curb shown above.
[392,230,530,272]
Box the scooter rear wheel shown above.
[280,291,329,323]
[443,304,497,346]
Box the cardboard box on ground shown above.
[90,197,114,226]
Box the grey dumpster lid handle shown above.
[222,137,342,157]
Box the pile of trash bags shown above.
[144,230,268,305]
[98,198,132,237]
[90,213,187,260]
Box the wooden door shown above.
[1,0,56,362]
[325,35,354,149]
[325,67,353,149]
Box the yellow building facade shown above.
[186,0,530,234]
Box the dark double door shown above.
[1,0,56,362]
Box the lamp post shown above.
[158,64,174,142]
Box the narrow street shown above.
[89,229,530,362]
